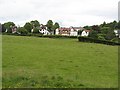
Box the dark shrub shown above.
[17,27,28,35]
[78,36,120,45]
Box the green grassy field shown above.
[2,35,118,88]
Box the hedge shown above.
[2,33,77,39]
[2,33,120,45]
[41,35,77,39]
[78,36,120,45]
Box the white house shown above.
[39,29,50,35]
[55,26,90,36]
[56,28,59,35]
[70,27,80,36]
[70,27,84,31]
[81,30,90,37]
[31,24,50,35]
[55,27,84,36]
[31,29,34,33]
[114,30,120,38]
[70,30,77,36]
[39,24,50,35]
[70,27,84,36]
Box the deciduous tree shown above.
[24,22,32,33]
[3,22,15,33]
[46,20,53,32]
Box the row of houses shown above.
[9,24,91,36]
[38,25,120,38]
[56,27,90,36]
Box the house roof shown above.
[58,27,71,31]
[70,26,84,30]
[40,24,47,29]
[84,30,91,32]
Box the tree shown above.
[83,26,92,30]
[91,25,100,33]
[100,21,118,30]
[107,21,118,30]
[88,30,98,39]
[100,21,106,27]
[112,20,118,29]
[52,22,60,34]
[30,20,40,28]
[33,28,39,33]
[53,22,60,29]
[3,22,15,33]
[2,24,6,32]
[101,27,111,35]
[105,29,116,40]
[24,22,32,33]
[117,21,120,29]
[17,27,28,35]
[46,20,53,32]
[97,34,105,40]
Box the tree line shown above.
[84,21,120,42]
[1,20,60,34]
[1,20,120,42]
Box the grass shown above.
[2,35,118,88]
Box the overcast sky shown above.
[0,0,119,27]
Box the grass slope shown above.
[2,35,118,88]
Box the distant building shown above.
[70,27,84,31]
[114,30,120,38]
[12,26,17,33]
[31,24,50,35]
[39,29,50,35]
[56,26,90,36]
[39,24,50,35]
[70,27,84,36]
[56,27,71,36]
[81,30,91,37]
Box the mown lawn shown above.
[2,35,118,88]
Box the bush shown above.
[98,36,105,40]
[88,30,98,39]
[41,35,77,39]
[105,30,116,40]
[111,38,119,43]
[97,34,105,40]
[17,27,28,35]
[78,36,120,45]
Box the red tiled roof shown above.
[58,28,71,31]
[71,27,84,30]
[84,30,91,32]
